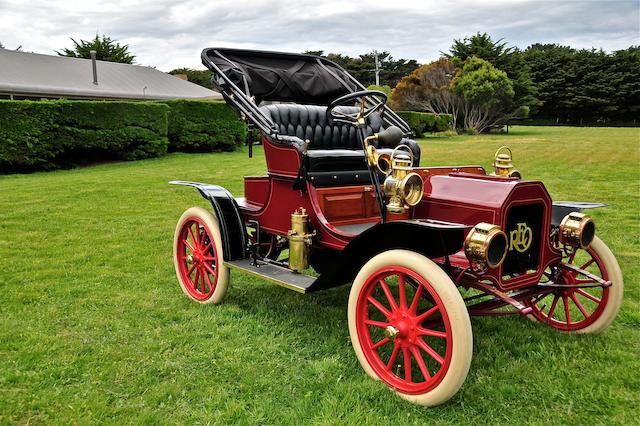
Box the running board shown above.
[224,259,316,294]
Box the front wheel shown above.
[525,236,623,334]
[173,206,230,304]
[348,250,473,406]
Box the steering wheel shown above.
[326,90,387,125]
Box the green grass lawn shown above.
[1,126,638,424]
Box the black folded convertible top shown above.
[201,47,410,137]
[202,48,359,105]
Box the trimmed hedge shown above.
[0,100,169,172]
[161,100,246,152]
[0,99,248,173]
[396,111,453,137]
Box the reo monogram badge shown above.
[509,222,533,252]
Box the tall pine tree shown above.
[446,33,539,113]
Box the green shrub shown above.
[161,100,246,152]
[396,111,453,137]
[0,101,62,171]
[367,84,392,97]
[0,100,169,172]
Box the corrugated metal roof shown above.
[0,49,222,100]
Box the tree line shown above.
[392,33,639,132]
[28,34,637,131]
[524,43,638,125]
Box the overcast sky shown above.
[1,0,638,71]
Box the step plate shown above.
[225,259,316,293]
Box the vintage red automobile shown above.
[170,48,624,406]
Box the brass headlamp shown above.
[363,127,424,214]
[491,146,521,179]
[559,212,595,250]
[382,149,424,213]
[464,223,508,271]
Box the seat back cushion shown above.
[258,104,421,186]
[259,104,383,150]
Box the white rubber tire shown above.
[577,237,624,334]
[348,250,473,406]
[173,206,230,304]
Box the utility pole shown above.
[374,50,380,86]
[365,50,383,86]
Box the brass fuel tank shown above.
[287,207,315,272]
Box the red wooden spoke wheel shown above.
[348,250,472,406]
[173,207,230,304]
[526,236,623,334]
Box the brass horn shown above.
[366,144,392,174]
[363,126,405,175]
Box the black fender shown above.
[170,181,247,261]
[308,219,468,291]
[551,201,607,227]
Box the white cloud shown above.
[0,0,637,71]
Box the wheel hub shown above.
[390,313,419,346]
[190,250,204,265]
[385,325,399,338]
[558,270,578,297]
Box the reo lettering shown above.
[509,222,533,253]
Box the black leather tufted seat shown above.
[259,104,420,180]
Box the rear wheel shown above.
[173,207,230,304]
[348,250,472,406]
[525,236,623,334]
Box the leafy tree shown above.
[57,35,135,64]
[390,59,462,128]
[391,57,519,133]
[452,57,516,133]
[169,68,214,89]
[304,50,420,87]
[447,33,539,113]
[0,41,3,49]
